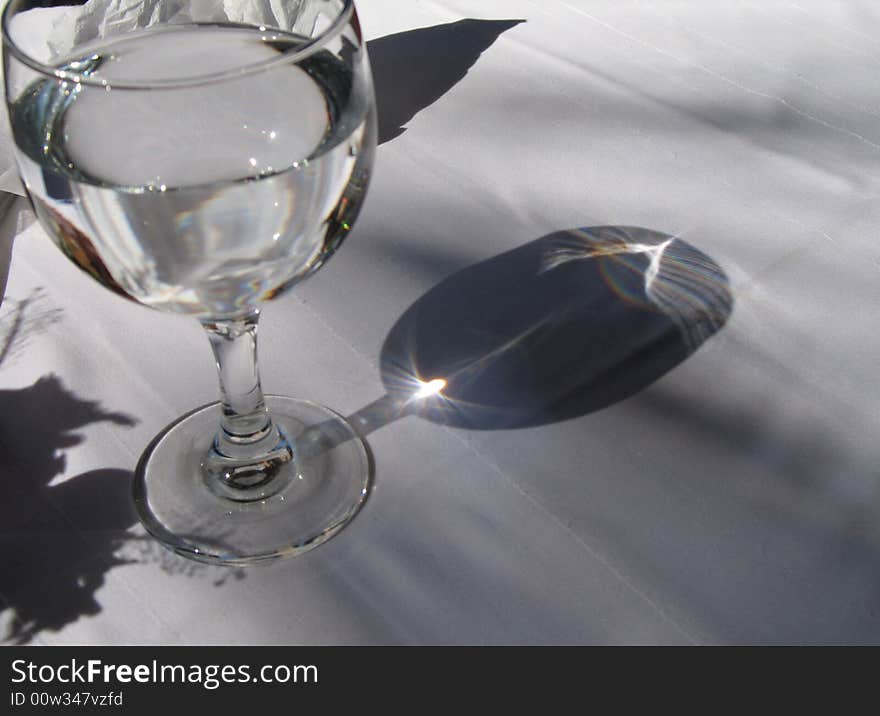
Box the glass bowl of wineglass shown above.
[3,0,377,564]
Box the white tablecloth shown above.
[2,0,879,645]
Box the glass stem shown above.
[203,311,273,449]
[200,311,293,499]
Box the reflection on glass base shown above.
[133,396,371,566]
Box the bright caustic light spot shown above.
[413,378,446,399]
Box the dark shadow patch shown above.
[369,18,524,144]
[376,226,732,429]
[0,374,137,643]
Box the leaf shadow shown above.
[368,18,525,144]
[0,374,137,643]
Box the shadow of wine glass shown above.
[346,226,732,435]
[368,18,525,144]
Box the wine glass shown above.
[3,0,377,564]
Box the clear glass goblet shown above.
[3,0,376,564]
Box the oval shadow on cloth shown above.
[379,226,733,430]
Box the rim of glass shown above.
[1,0,354,89]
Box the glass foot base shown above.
[133,396,371,566]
